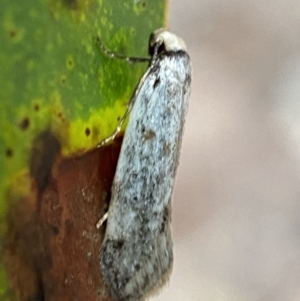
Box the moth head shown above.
[149,29,187,56]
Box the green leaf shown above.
[0,0,168,298]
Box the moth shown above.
[97,29,191,301]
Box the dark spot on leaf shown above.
[62,0,77,9]
[34,104,40,111]
[67,58,74,68]
[85,127,91,137]
[61,76,66,84]
[57,112,65,123]
[5,148,13,157]
[142,2,146,7]
[19,117,30,130]
[30,131,61,193]
[9,30,16,38]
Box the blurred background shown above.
[156,1,300,300]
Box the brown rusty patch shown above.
[4,132,123,300]
[19,117,30,130]
[4,197,51,301]
[30,131,61,194]
[37,136,122,301]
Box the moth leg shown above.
[96,105,131,148]
[96,35,152,148]
[95,34,163,148]
[96,212,108,229]
[96,37,150,63]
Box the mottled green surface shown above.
[0,0,167,296]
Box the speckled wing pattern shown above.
[100,37,191,301]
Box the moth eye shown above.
[156,42,165,55]
[149,41,165,56]
[149,35,165,56]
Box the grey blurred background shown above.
[156,1,300,300]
